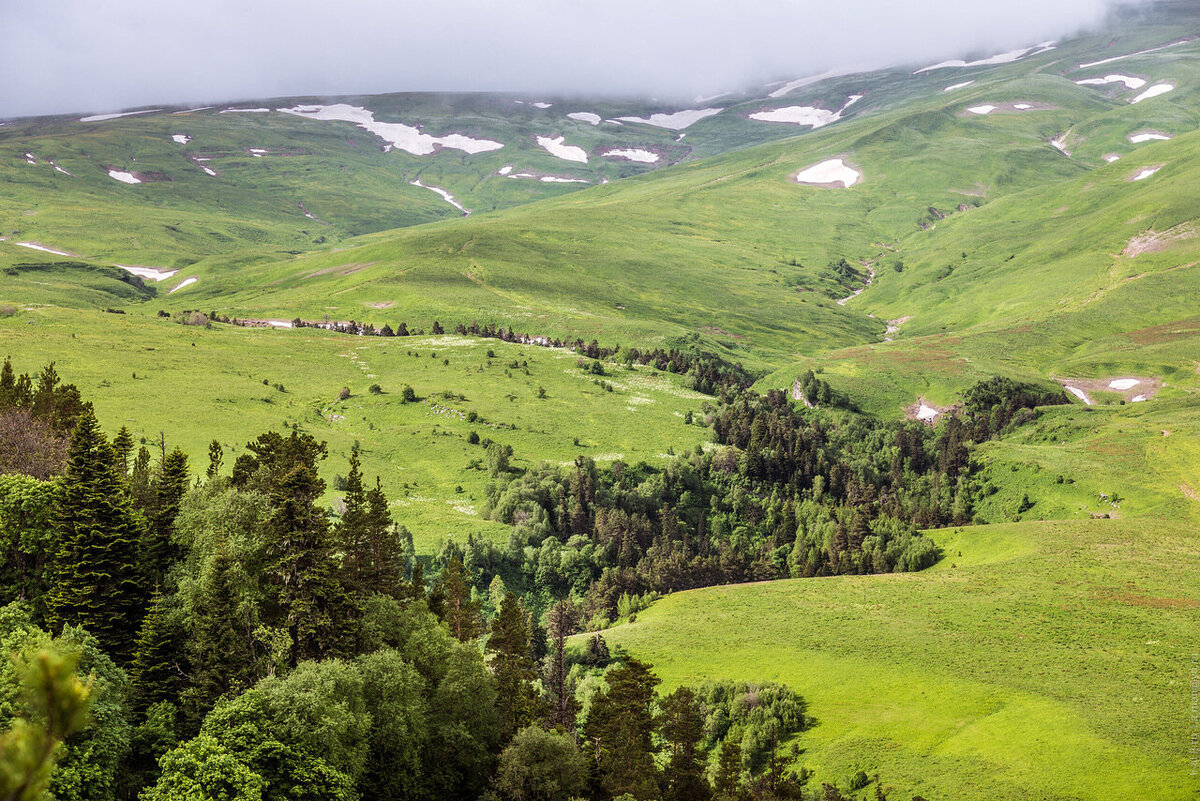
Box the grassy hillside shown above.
[596,515,1200,800]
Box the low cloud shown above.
[0,0,1149,118]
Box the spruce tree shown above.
[487,592,544,743]
[45,407,145,664]
[661,687,711,801]
[439,556,483,641]
[206,439,223,481]
[130,588,185,714]
[143,447,189,591]
[182,542,254,732]
[544,599,580,734]
[584,657,661,799]
[364,477,404,596]
[0,356,15,407]
[111,427,134,476]
[264,461,355,665]
[336,445,369,592]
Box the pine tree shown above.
[661,687,710,801]
[130,588,185,714]
[364,477,404,596]
[336,446,369,592]
[264,461,355,665]
[205,439,223,481]
[111,427,134,476]
[487,592,544,743]
[182,543,254,732]
[439,556,484,641]
[45,408,145,664]
[713,739,745,801]
[143,447,189,591]
[544,599,580,735]
[30,362,59,420]
[584,657,661,799]
[0,356,15,407]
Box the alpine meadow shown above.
[1,2,1199,800]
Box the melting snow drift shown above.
[601,149,659,163]
[1131,83,1174,103]
[1076,74,1147,89]
[171,134,191,144]
[410,180,470,214]
[615,108,723,129]
[1109,378,1141,390]
[967,105,998,115]
[1065,386,1092,405]
[536,135,588,163]
[916,41,1054,72]
[279,104,503,156]
[749,95,862,129]
[1129,132,1171,143]
[80,109,162,122]
[567,112,601,125]
[169,277,197,293]
[943,80,975,92]
[795,159,860,187]
[117,265,178,281]
[107,170,141,184]
[916,404,939,422]
[1133,166,1162,181]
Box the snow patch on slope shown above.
[615,108,723,130]
[915,41,1054,73]
[410,180,470,215]
[536,135,588,163]
[795,159,860,187]
[278,104,503,156]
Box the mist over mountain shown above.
[0,0,1156,117]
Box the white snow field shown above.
[1131,83,1174,103]
[169,277,198,293]
[1109,378,1141,390]
[1129,132,1171,143]
[107,170,141,184]
[15,242,74,257]
[601,149,659,163]
[943,80,975,92]
[279,104,503,156]
[915,41,1054,72]
[536,135,588,163]
[615,108,723,129]
[1133,166,1162,181]
[1075,74,1147,89]
[916,404,939,422]
[410,180,470,214]
[171,134,192,144]
[116,265,178,281]
[1065,386,1092,405]
[795,159,860,187]
[80,109,162,122]
[1079,39,1188,68]
[567,112,601,125]
[967,105,998,115]
[749,95,862,129]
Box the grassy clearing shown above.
[596,516,1200,800]
[0,307,710,552]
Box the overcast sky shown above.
[0,0,1143,118]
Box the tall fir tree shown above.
[544,599,580,734]
[363,477,405,596]
[182,542,255,732]
[130,588,186,714]
[584,657,661,800]
[661,687,711,801]
[335,445,369,592]
[439,556,484,642]
[0,356,15,407]
[487,592,544,743]
[111,426,134,476]
[143,447,189,592]
[45,407,145,663]
[206,439,223,481]
[264,461,355,665]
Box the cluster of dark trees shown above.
[0,359,87,479]
[0,359,1061,800]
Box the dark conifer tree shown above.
[264,459,355,665]
[130,588,186,714]
[143,447,189,591]
[584,657,661,799]
[544,599,579,734]
[0,356,15,407]
[487,592,544,743]
[336,445,369,592]
[364,477,404,596]
[182,542,254,731]
[206,439,223,480]
[45,407,145,663]
[713,739,746,801]
[661,687,711,801]
[111,426,134,476]
[439,556,484,641]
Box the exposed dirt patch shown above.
[1122,222,1197,256]
[1054,375,1161,403]
[305,262,376,279]
[1180,483,1197,501]
[369,301,393,309]
[1094,582,1200,609]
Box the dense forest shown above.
[0,356,1063,800]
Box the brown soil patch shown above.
[1053,375,1162,403]
[1181,483,1198,502]
[305,262,375,279]
[1094,583,1200,609]
[368,301,393,309]
[1122,222,1197,256]
[1127,317,1200,346]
